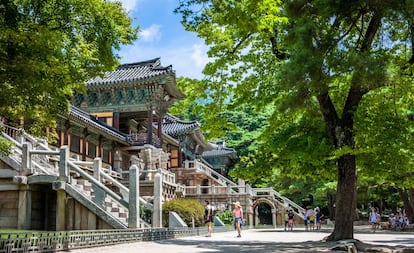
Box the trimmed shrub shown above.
[162,198,204,227]
[215,210,234,225]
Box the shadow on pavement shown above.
[157,238,339,253]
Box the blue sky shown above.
[118,0,208,79]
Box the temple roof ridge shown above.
[68,105,129,143]
[117,57,162,69]
[159,113,201,137]
[85,57,174,87]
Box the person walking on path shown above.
[204,200,213,237]
[284,210,289,231]
[315,207,323,230]
[369,207,380,232]
[287,209,295,231]
[233,201,244,238]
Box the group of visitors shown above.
[388,208,410,231]
[284,207,323,231]
[204,200,244,238]
[369,206,411,232]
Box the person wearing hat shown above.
[232,201,244,237]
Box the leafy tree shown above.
[0,0,138,141]
[175,0,414,241]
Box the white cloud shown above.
[117,0,140,12]
[139,24,162,42]
[119,41,210,79]
[191,44,209,68]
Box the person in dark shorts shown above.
[204,200,213,237]
[287,210,295,231]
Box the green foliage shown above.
[175,0,414,237]
[0,0,138,143]
[162,198,205,227]
[215,210,233,225]
[0,126,13,156]
[355,85,414,189]
[140,205,152,225]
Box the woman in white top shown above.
[369,207,380,232]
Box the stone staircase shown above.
[0,123,150,229]
[71,178,129,225]
[187,158,238,188]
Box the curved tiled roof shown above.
[161,114,200,136]
[85,58,174,87]
[68,105,129,143]
[202,147,237,158]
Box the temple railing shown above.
[252,188,305,218]
[184,159,238,188]
[0,227,234,253]
[127,132,161,148]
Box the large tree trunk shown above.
[398,188,414,222]
[327,154,357,241]
[318,87,365,241]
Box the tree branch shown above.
[317,92,339,147]
[230,33,253,55]
[408,20,414,65]
[269,28,288,60]
[360,9,382,51]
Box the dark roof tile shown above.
[86,58,173,87]
[69,105,129,142]
[160,114,200,136]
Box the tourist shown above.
[287,209,295,231]
[306,207,316,231]
[233,201,244,237]
[369,207,380,232]
[284,210,289,231]
[315,207,323,230]
[204,200,213,237]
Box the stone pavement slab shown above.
[69,226,414,253]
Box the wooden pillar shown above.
[147,106,153,145]
[82,128,88,161]
[63,120,71,145]
[98,135,103,158]
[113,112,120,130]
[157,115,163,146]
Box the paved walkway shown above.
[70,226,414,253]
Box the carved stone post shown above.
[56,146,69,231]
[93,157,102,182]
[22,142,32,175]
[128,164,140,228]
[153,170,163,228]
[59,146,69,182]
[272,208,277,228]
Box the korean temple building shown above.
[0,58,304,231]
